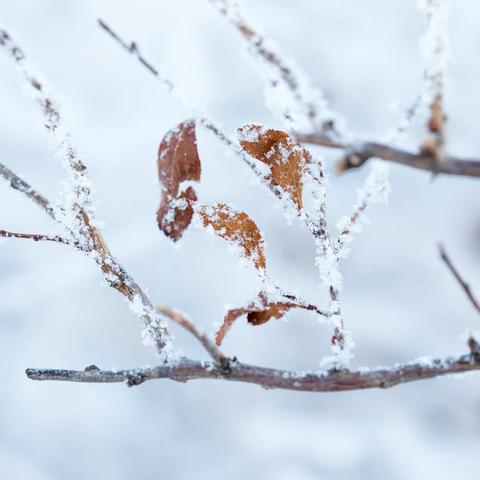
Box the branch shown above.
[296,135,480,178]
[155,305,229,368]
[0,162,60,220]
[26,346,480,391]
[439,243,480,315]
[207,0,341,134]
[0,28,91,212]
[97,19,265,182]
[97,19,321,235]
[0,229,72,245]
[0,26,171,355]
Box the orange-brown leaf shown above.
[198,203,266,271]
[237,125,288,161]
[238,124,310,209]
[215,297,309,345]
[157,120,201,241]
[215,307,248,346]
[247,303,295,325]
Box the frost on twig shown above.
[97,19,277,199]
[0,161,60,220]
[25,343,480,391]
[2,5,478,396]
[418,0,450,160]
[208,0,346,136]
[320,161,390,365]
[0,27,92,228]
[0,25,172,356]
[335,161,391,260]
[0,229,73,245]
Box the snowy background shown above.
[1,1,480,479]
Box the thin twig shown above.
[0,229,72,245]
[0,28,91,211]
[155,305,229,368]
[97,19,266,184]
[25,345,480,390]
[296,135,480,178]
[0,162,60,220]
[207,0,340,135]
[1,26,171,354]
[439,243,480,314]
[97,19,321,235]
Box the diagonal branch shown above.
[207,0,342,135]
[98,19,321,235]
[0,28,91,213]
[0,26,172,355]
[0,162,61,220]
[439,243,480,315]
[25,341,480,391]
[155,305,229,368]
[97,19,266,184]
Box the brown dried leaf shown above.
[157,187,197,241]
[238,124,310,209]
[198,203,266,271]
[247,303,296,325]
[157,120,201,241]
[215,294,312,345]
[428,94,446,134]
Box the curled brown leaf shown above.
[157,120,201,241]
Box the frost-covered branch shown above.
[155,305,229,367]
[335,162,390,259]
[0,161,60,220]
[26,338,480,391]
[0,27,91,219]
[207,0,345,135]
[0,229,73,245]
[98,20,322,235]
[97,19,269,193]
[0,26,172,356]
[439,244,480,315]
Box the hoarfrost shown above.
[335,161,391,260]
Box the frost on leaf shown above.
[215,292,314,345]
[238,124,310,209]
[198,203,266,272]
[157,120,201,241]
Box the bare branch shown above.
[25,348,480,391]
[97,19,266,184]
[0,28,91,212]
[0,229,72,245]
[439,243,480,315]
[207,0,341,135]
[0,162,60,220]
[0,26,171,355]
[155,305,229,368]
[296,135,480,178]
[98,20,322,235]
[335,162,390,258]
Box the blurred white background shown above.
[1,1,480,478]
